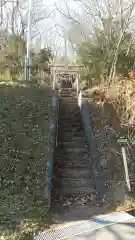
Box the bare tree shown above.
[0,0,55,40]
[55,0,135,83]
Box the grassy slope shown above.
[0,84,54,240]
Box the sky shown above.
[1,0,82,57]
[32,0,65,54]
[37,0,81,56]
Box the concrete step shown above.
[55,160,91,169]
[56,156,89,162]
[58,136,85,142]
[58,110,80,117]
[58,127,83,133]
[53,168,93,179]
[60,100,78,105]
[59,117,81,121]
[58,132,85,140]
[58,142,87,148]
[58,139,86,144]
[59,90,77,94]
[58,124,82,129]
[59,115,81,120]
[58,112,78,117]
[60,89,77,94]
[58,119,81,124]
[58,134,85,140]
[59,91,77,96]
[58,133,83,139]
[58,130,84,135]
[58,126,83,132]
[57,147,87,152]
[59,105,79,109]
[53,186,95,196]
[60,90,77,95]
[59,99,77,104]
[53,177,95,188]
[60,89,77,92]
[58,122,81,126]
[59,98,77,101]
[57,147,88,154]
[58,122,82,127]
[58,119,81,125]
[58,116,80,121]
[60,98,77,102]
[56,153,90,162]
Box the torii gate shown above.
[50,63,82,95]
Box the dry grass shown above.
[87,80,135,132]
[86,79,135,211]
[107,81,135,128]
[116,195,135,212]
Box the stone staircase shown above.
[52,89,96,213]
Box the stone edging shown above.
[44,92,59,211]
[78,95,105,202]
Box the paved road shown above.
[72,218,135,240]
[35,211,135,240]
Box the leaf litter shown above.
[0,85,55,239]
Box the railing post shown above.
[53,69,56,90]
[78,91,82,108]
[117,137,131,191]
[121,147,131,191]
[76,73,79,96]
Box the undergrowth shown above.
[86,80,135,211]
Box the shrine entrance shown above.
[50,63,81,93]
[59,73,76,89]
